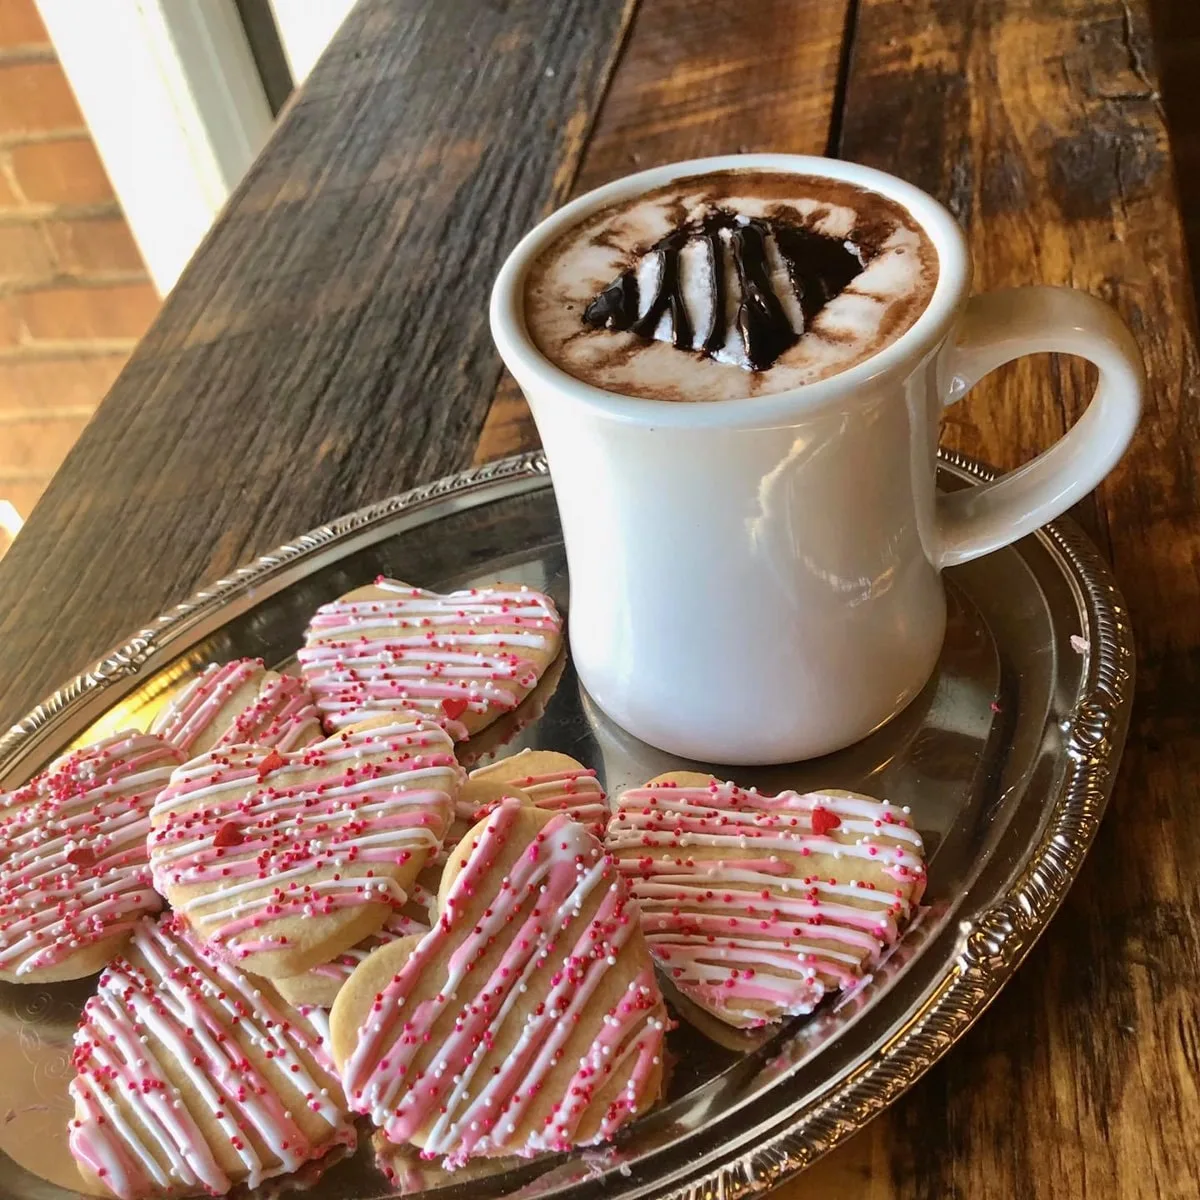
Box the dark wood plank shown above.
[473,0,853,462]
[784,1,1200,1196]
[0,0,634,729]
[1149,0,1200,310]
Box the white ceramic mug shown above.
[490,154,1142,765]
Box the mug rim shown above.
[489,153,972,428]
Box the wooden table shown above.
[2,1,1196,1195]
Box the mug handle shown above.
[935,286,1143,568]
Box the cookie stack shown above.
[0,576,927,1198]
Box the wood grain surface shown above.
[1149,0,1200,303]
[1,0,1198,1196]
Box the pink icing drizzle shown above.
[148,718,461,960]
[216,671,323,751]
[606,781,927,1025]
[0,731,184,976]
[152,660,322,755]
[69,914,354,1199]
[297,580,562,739]
[342,799,666,1167]
[467,761,608,838]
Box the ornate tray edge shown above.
[0,452,549,764]
[0,449,1134,1198]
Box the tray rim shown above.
[0,449,1135,1198]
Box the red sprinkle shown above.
[213,822,244,848]
[257,749,287,779]
[810,807,841,837]
[441,697,469,722]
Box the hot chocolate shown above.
[523,169,938,401]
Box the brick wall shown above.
[0,0,161,550]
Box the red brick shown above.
[0,219,52,280]
[13,281,159,340]
[44,215,143,273]
[0,0,49,48]
[8,138,112,205]
[0,352,127,412]
[0,61,83,135]
[0,413,90,474]
[0,294,23,345]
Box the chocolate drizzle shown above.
[584,274,638,329]
[775,225,867,327]
[631,232,692,349]
[731,220,794,371]
[582,209,871,372]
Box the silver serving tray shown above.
[0,450,1133,1200]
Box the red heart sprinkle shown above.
[213,822,244,848]
[66,845,96,867]
[257,748,286,779]
[811,807,841,836]
[441,697,469,721]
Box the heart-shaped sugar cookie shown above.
[69,913,355,1199]
[152,659,322,755]
[606,772,926,1028]
[0,731,184,983]
[459,749,608,839]
[149,716,462,978]
[329,799,667,1167]
[297,579,563,740]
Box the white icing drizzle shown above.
[69,915,355,1199]
[464,751,609,838]
[152,660,322,755]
